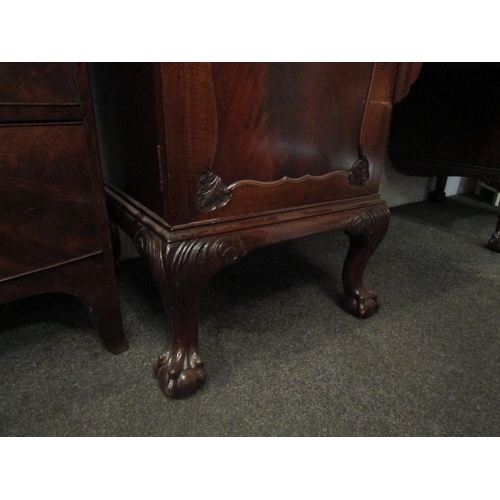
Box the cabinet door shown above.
[0,124,102,282]
[161,62,399,226]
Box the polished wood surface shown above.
[95,62,418,397]
[95,62,400,225]
[0,63,128,354]
[0,124,101,281]
[209,62,372,182]
[0,63,80,105]
[389,62,500,251]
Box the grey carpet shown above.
[1,194,499,436]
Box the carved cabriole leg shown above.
[340,204,390,318]
[134,227,247,398]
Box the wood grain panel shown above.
[0,63,80,105]
[210,62,373,184]
[0,124,101,281]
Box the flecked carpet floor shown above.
[1,194,499,436]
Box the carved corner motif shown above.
[197,168,233,212]
[348,157,370,187]
[348,204,390,244]
[168,234,247,288]
[135,227,247,278]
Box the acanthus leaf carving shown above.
[135,227,247,308]
[167,234,247,289]
[196,168,233,212]
[348,156,370,187]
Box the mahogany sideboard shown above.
[92,62,420,398]
[389,62,500,252]
[0,63,128,354]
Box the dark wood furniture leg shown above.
[138,229,247,398]
[76,251,129,355]
[487,215,500,252]
[106,195,248,397]
[429,175,500,253]
[428,176,448,203]
[0,251,128,355]
[340,204,390,318]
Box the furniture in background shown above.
[0,63,128,354]
[475,181,500,207]
[92,62,420,398]
[389,62,500,252]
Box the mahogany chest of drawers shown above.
[0,63,128,354]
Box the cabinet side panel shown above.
[89,63,166,218]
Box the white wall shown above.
[380,157,434,207]
[380,157,474,208]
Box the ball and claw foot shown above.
[340,287,380,319]
[153,343,206,398]
[487,231,500,253]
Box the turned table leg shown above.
[340,204,390,318]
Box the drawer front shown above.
[0,124,102,282]
[0,63,80,105]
